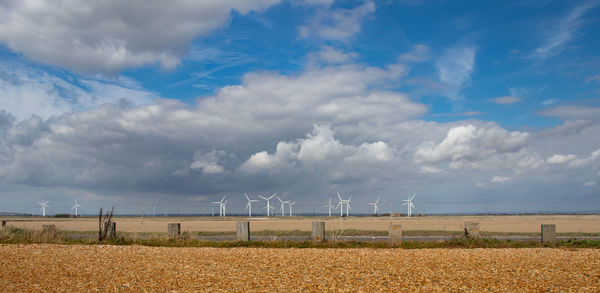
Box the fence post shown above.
[464,222,480,238]
[107,222,116,239]
[541,224,556,244]
[168,223,181,238]
[388,224,402,246]
[236,221,250,241]
[312,221,325,242]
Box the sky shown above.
[0,0,599,216]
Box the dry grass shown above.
[4,214,600,233]
[0,244,598,291]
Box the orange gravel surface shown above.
[1,244,599,292]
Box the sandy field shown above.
[4,214,600,233]
[0,244,598,292]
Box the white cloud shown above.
[0,0,281,74]
[545,148,600,168]
[583,181,596,187]
[190,150,226,174]
[532,2,599,59]
[547,154,576,164]
[240,125,393,173]
[489,96,521,105]
[0,62,157,121]
[491,176,510,183]
[299,1,375,41]
[435,45,476,100]
[414,124,530,168]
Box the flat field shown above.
[4,214,600,233]
[1,244,598,291]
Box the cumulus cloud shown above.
[299,1,375,41]
[546,148,600,168]
[414,124,531,169]
[547,154,576,164]
[435,45,476,100]
[0,0,280,74]
[240,125,393,173]
[190,150,226,174]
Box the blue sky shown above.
[0,0,599,215]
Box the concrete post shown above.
[107,222,116,239]
[464,221,480,238]
[236,221,250,241]
[168,223,181,238]
[1,220,6,227]
[541,224,556,244]
[42,224,57,234]
[312,221,325,242]
[388,224,402,246]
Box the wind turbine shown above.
[337,192,351,217]
[288,201,296,216]
[72,199,81,217]
[276,196,289,216]
[211,196,226,217]
[402,193,416,217]
[368,198,380,216]
[244,193,259,217]
[258,193,277,217]
[324,197,337,217]
[221,200,228,217]
[38,200,50,217]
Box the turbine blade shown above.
[244,193,250,201]
[337,192,342,201]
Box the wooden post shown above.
[541,224,556,244]
[388,224,402,246]
[107,222,116,239]
[236,221,250,241]
[168,223,181,238]
[464,221,480,238]
[312,221,325,242]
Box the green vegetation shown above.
[1,226,600,249]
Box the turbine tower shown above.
[401,193,416,217]
[325,197,337,217]
[288,201,296,216]
[244,193,259,217]
[211,196,227,217]
[38,200,50,217]
[368,198,380,216]
[258,193,277,217]
[337,192,351,217]
[276,196,289,216]
[72,199,81,217]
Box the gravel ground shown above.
[1,244,599,292]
